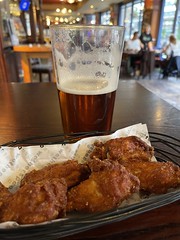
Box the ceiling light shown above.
[60,17,64,23]
[56,8,60,13]
[61,8,67,14]
[68,9,72,13]
[67,0,75,3]
[90,5,94,9]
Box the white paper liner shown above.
[0,123,150,189]
[0,123,154,228]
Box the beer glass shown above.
[50,25,124,133]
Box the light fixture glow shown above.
[67,0,75,3]
[56,8,60,13]
[91,20,95,24]
[61,8,67,14]
[46,17,51,26]
[60,17,64,22]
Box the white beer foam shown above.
[54,44,121,95]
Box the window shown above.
[119,0,144,40]
[84,14,96,25]
[131,1,144,35]
[158,0,180,47]
[124,3,133,39]
[101,10,111,25]
[175,3,180,40]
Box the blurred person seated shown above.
[124,31,144,53]
[162,35,180,58]
[124,32,143,76]
[161,35,180,78]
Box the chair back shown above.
[175,56,180,71]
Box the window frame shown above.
[157,0,180,48]
[118,0,144,40]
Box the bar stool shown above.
[31,58,53,82]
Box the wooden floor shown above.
[120,68,180,111]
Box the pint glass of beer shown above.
[50,25,124,133]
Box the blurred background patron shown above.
[140,23,154,52]
[124,32,143,76]
[124,31,144,53]
[161,35,180,78]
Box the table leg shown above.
[20,53,32,83]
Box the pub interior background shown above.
[0,0,180,108]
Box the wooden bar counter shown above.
[13,44,52,83]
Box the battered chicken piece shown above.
[20,160,90,188]
[87,157,117,172]
[0,182,12,211]
[91,136,154,162]
[121,160,180,194]
[0,178,67,224]
[67,160,140,213]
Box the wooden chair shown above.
[159,56,180,79]
[170,56,180,78]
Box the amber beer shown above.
[58,90,116,133]
[50,25,125,133]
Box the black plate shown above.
[0,132,179,240]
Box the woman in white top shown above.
[124,32,143,53]
[124,32,143,76]
[163,35,180,58]
[162,35,180,78]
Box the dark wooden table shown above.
[0,81,179,240]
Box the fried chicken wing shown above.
[91,136,154,162]
[122,160,180,194]
[0,182,11,204]
[20,160,90,188]
[0,182,12,217]
[0,178,67,225]
[67,160,140,213]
